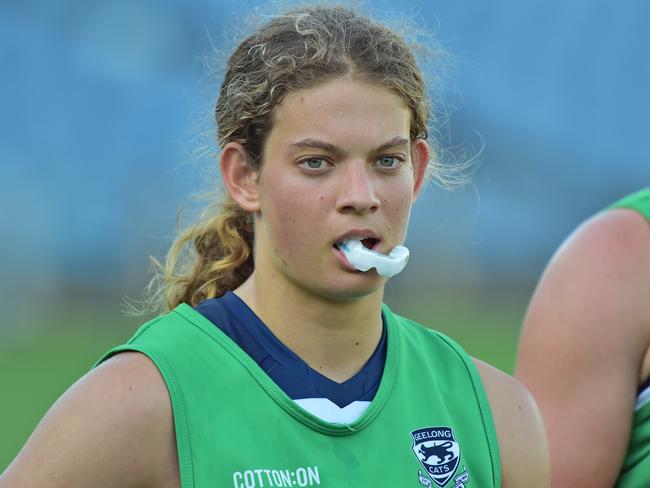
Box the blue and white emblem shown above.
[411,427,461,487]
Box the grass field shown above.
[0,293,526,471]
[0,310,137,471]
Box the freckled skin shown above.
[253,76,419,301]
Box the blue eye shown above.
[376,156,401,169]
[299,158,328,170]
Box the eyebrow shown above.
[289,138,343,154]
[288,136,410,155]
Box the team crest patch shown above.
[411,427,467,487]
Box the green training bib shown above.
[97,304,501,488]
[611,188,650,488]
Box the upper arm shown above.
[475,359,550,488]
[515,209,650,487]
[0,352,179,488]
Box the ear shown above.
[410,138,430,201]
[220,142,260,212]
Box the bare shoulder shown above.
[584,205,650,245]
[514,207,650,487]
[558,207,650,334]
[0,352,179,488]
[473,358,550,488]
[517,206,650,410]
[561,208,650,291]
[542,207,650,322]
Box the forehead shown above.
[267,76,411,151]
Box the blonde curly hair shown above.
[151,4,449,312]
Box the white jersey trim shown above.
[635,384,650,411]
[294,398,370,424]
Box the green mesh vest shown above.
[97,304,501,488]
[611,188,650,488]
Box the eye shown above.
[374,156,403,170]
[298,158,330,171]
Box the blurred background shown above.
[1,0,648,468]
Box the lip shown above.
[333,245,359,271]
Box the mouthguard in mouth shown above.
[338,239,410,278]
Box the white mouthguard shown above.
[338,239,410,278]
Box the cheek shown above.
[382,179,414,219]
[378,184,414,243]
[262,183,326,257]
[383,199,412,240]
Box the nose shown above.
[335,161,380,214]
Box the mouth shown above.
[333,236,380,251]
[332,231,382,273]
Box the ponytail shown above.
[156,196,254,312]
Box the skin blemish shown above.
[355,341,360,346]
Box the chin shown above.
[309,274,385,302]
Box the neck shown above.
[234,272,384,383]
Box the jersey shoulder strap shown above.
[609,188,650,222]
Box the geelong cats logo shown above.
[411,427,462,487]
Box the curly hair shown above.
[151,4,447,312]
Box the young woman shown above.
[516,188,650,487]
[1,5,548,487]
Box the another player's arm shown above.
[0,352,179,488]
[515,209,650,488]
[475,359,550,488]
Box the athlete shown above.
[1,5,549,487]
[516,188,650,487]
